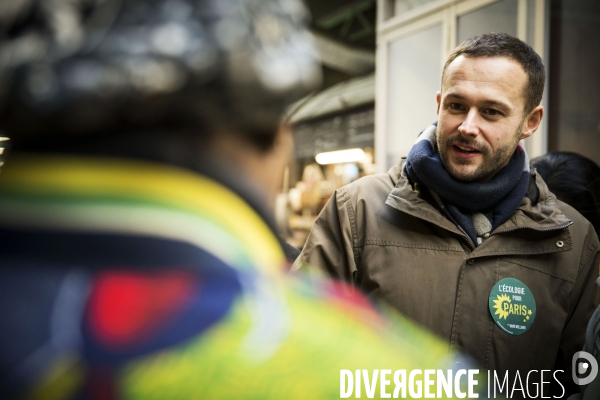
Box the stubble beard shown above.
[436,124,523,183]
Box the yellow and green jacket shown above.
[0,154,467,399]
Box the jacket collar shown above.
[385,159,573,255]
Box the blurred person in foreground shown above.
[0,0,474,399]
[294,32,600,397]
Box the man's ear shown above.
[519,105,544,140]
[436,91,442,115]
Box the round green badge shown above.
[488,278,536,335]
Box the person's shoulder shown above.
[337,163,402,203]
[533,169,599,254]
[535,172,594,234]
[333,174,393,209]
[556,198,599,242]
[546,197,600,265]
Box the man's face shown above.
[436,55,531,182]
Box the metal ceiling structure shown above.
[305,0,376,88]
[315,0,376,44]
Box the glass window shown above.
[548,0,600,165]
[457,0,518,44]
[394,0,440,17]
[386,24,442,170]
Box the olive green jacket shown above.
[294,161,600,397]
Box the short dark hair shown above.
[531,152,600,233]
[442,32,545,115]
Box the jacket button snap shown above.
[466,259,475,265]
[556,241,564,248]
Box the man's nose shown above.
[458,108,480,136]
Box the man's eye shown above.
[449,103,464,111]
[485,109,501,116]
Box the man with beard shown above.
[294,33,600,398]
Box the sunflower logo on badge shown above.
[492,294,511,320]
[488,278,536,335]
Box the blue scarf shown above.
[404,123,530,246]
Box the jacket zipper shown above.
[457,227,476,250]
[425,188,478,250]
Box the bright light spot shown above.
[315,148,365,165]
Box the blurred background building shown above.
[282,0,600,248]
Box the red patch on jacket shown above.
[86,270,197,349]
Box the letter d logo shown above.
[572,351,599,386]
